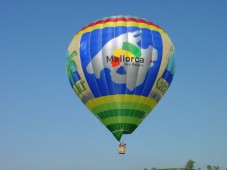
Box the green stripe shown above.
[122,42,141,58]
[106,123,138,134]
[93,102,152,114]
[97,109,146,119]
[101,116,142,126]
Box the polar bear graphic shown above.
[86,30,158,91]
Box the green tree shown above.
[207,165,212,170]
[185,159,195,170]
[151,168,157,170]
[144,168,148,170]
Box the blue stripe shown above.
[73,71,81,82]
[134,30,163,96]
[141,31,163,96]
[80,32,101,98]
[162,70,173,85]
[90,29,109,96]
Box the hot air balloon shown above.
[66,15,175,153]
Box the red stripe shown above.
[77,18,163,34]
[126,18,138,22]
[117,17,126,22]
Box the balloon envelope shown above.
[66,15,175,141]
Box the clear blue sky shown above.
[1,0,227,170]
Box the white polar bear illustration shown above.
[86,30,158,91]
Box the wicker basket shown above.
[118,143,126,154]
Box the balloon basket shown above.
[118,142,126,154]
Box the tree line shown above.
[185,159,220,170]
[144,159,223,170]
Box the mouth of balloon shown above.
[112,127,136,141]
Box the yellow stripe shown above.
[86,94,156,110]
[92,102,152,113]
